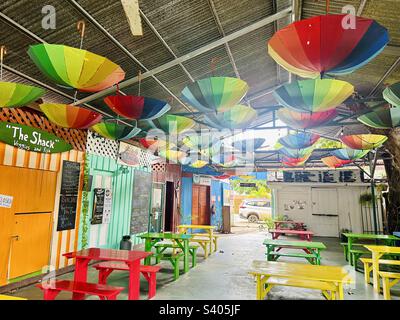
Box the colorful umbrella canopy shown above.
[28,44,125,92]
[282,154,310,167]
[321,156,352,169]
[155,114,195,135]
[91,122,141,140]
[331,148,370,160]
[158,148,186,162]
[273,79,354,113]
[383,82,400,107]
[103,95,170,120]
[40,103,102,129]
[139,138,168,150]
[279,147,313,158]
[278,132,320,149]
[268,14,389,78]
[277,108,337,129]
[214,175,232,180]
[204,104,257,129]
[188,160,208,168]
[340,134,388,149]
[232,138,265,152]
[181,77,249,113]
[0,82,45,108]
[357,107,400,129]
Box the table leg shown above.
[73,258,90,300]
[209,230,213,253]
[144,239,153,265]
[372,252,383,292]
[183,239,190,273]
[347,237,353,263]
[127,260,141,300]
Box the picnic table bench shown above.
[0,294,26,300]
[177,225,218,257]
[248,260,353,300]
[263,239,326,265]
[359,257,400,284]
[269,229,314,241]
[273,220,306,231]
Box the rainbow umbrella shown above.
[273,79,354,113]
[185,159,208,168]
[204,104,257,129]
[104,95,170,120]
[331,148,370,160]
[268,14,389,78]
[181,77,249,113]
[158,148,186,163]
[340,134,388,149]
[232,138,265,152]
[279,147,313,158]
[321,156,352,169]
[28,44,125,92]
[277,108,337,129]
[0,82,45,108]
[139,138,168,150]
[155,114,195,135]
[357,107,400,129]
[278,132,320,149]
[40,103,102,129]
[383,82,400,107]
[214,175,232,180]
[282,154,310,167]
[91,122,141,140]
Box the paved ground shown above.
[5,227,399,300]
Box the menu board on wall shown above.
[130,170,153,234]
[57,160,81,231]
[91,188,105,225]
[282,170,362,183]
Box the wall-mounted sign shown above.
[0,194,13,208]
[57,195,78,231]
[0,122,72,153]
[130,171,152,234]
[91,188,105,225]
[282,170,362,183]
[102,189,113,224]
[240,182,256,188]
[60,161,81,195]
[193,174,211,186]
[118,142,141,167]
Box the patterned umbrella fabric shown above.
[139,138,168,150]
[28,44,125,92]
[321,156,352,169]
[232,138,266,152]
[181,77,249,113]
[40,103,102,129]
[204,104,257,129]
[282,154,310,167]
[278,132,320,149]
[277,108,337,129]
[279,147,313,159]
[155,114,195,135]
[331,148,370,160]
[383,82,400,107]
[0,82,45,108]
[357,107,400,129]
[158,148,186,163]
[268,14,389,78]
[340,134,388,149]
[104,95,170,120]
[273,79,354,113]
[91,122,141,140]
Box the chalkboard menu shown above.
[56,161,81,231]
[92,188,105,225]
[130,170,153,234]
[283,170,362,183]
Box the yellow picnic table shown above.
[249,260,353,300]
[364,245,400,292]
[0,294,26,300]
[177,225,217,258]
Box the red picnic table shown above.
[269,229,314,241]
[273,220,306,230]
[64,248,151,300]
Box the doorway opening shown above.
[164,181,175,232]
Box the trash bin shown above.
[119,235,132,250]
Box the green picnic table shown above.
[139,232,193,276]
[263,239,326,265]
[342,233,399,266]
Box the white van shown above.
[239,199,272,223]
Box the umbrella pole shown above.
[0,45,6,81]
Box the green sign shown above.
[0,122,73,153]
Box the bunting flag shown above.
[277,108,337,129]
[321,156,352,169]
[340,134,388,149]
[0,82,45,108]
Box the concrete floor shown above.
[4,228,400,300]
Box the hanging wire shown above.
[73,21,86,103]
[0,45,7,81]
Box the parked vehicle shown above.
[239,199,272,223]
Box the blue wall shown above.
[180,177,193,225]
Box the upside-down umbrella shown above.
[268,14,389,78]
[357,107,400,129]
[139,138,168,150]
[0,82,45,108]
[203,104,257,129]
[158,148,186,163]
[383,82,400,107]
[331,148,370,160]
[340,134,388,149]
[321,156,352,169]
[91,122,141,140]
[28,44,125,92]
[282,154,310,167]
[40,103,102,129]
[279,147,313,159]
[214,175,232,180]
[185,159,209,168]
[278,132,320,149]
[103,94,170,120]
[155,114,195,135]
[277,108,337,129]
[181,77,249,113]
[232,138,265,152]
[273,79,354,113]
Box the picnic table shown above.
[269,228,314,241]
[248,260,353,300]
[273,220,306,230]
[177,224,217,256]
[139,232,192,273]
[64,248,151,300]
[263,239,326,265]
[364,245,400,292]
[342,233,398,263]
